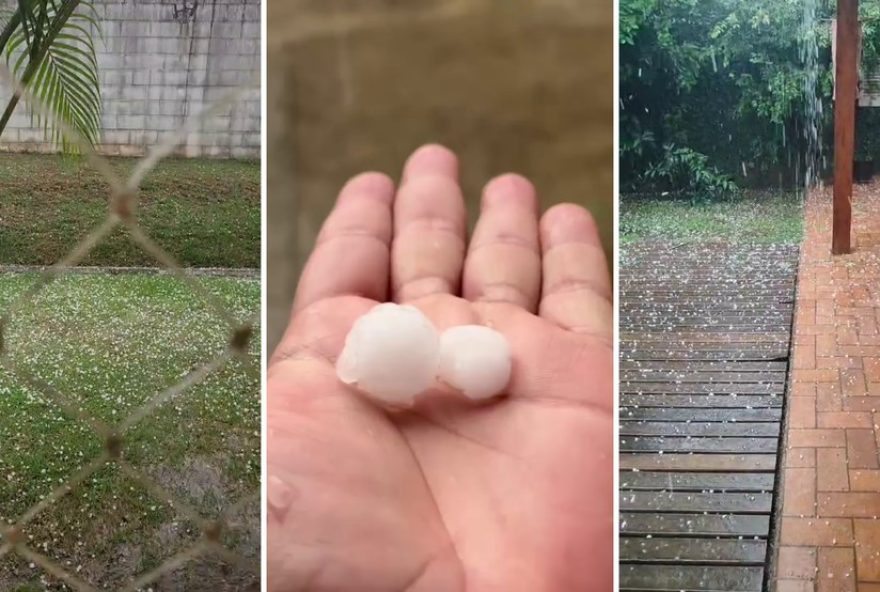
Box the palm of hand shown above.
[268,146,612,592]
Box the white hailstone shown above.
[438,325,511,400]
[336,303,440,404]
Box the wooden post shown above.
[833,0,859,254]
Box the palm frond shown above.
[4,0,101,152]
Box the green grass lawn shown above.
[0,154,259,268]
[620,190,804,246]
[0,273,259,590]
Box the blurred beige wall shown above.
[268,0,613,352]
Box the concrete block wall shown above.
[0,0,260,158]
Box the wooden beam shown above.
[833,0,859,254]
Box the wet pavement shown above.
[775,182,880,591]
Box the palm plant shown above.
[0,0,101,152]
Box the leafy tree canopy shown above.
[621,0,880,198]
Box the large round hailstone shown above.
[336,303,440,404]
[438,325,511,400]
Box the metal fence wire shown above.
[0,64,261,591]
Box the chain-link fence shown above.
[0,62,261,591]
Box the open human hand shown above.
[268,144,613,591]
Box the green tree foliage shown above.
[620,0,880,196]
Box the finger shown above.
[539,203,612,339]
[462,173,541,311]
[293,172,394,313]
[392,144,467,302]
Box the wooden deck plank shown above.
[620,454,778,472]
[619,513,770,537]
[619,472,775,492]
[621,371,787,384]
[619,394,782,408]
[620,382,784,394]
[620,436,779,454]
[619,422,781,438]
[620,491,773,514]
[619,243,797,587]
[619,407,782,422]
[621,361,788,371]
[622,352,790,362]
[620,565,764,591]
[620,538,767,564]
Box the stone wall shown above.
[0,0,260,158]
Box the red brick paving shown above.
[776,188,880,590]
